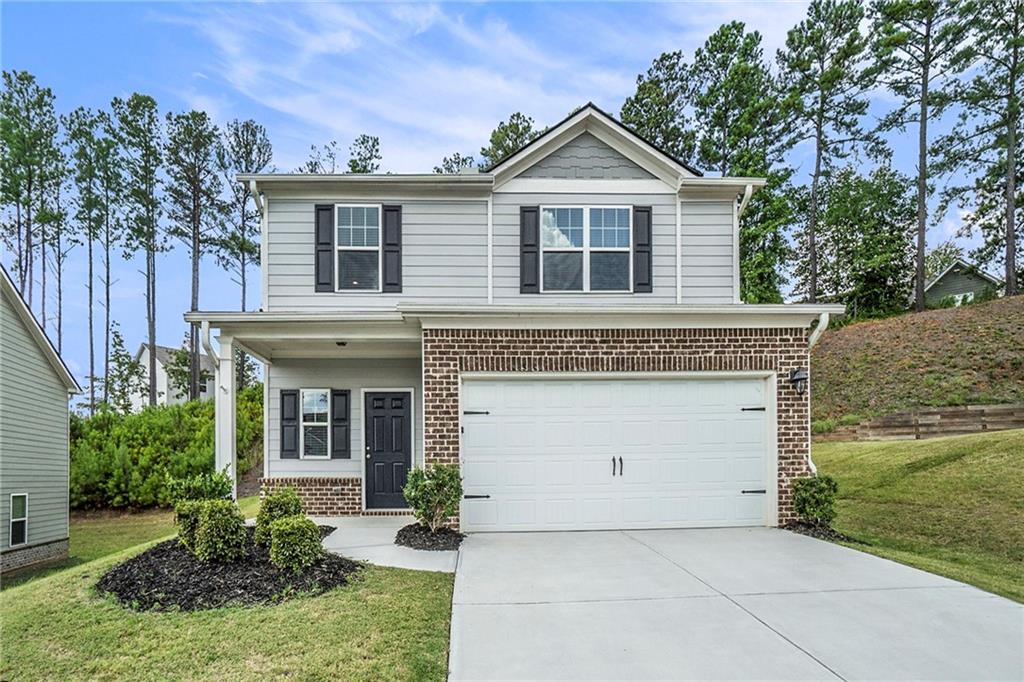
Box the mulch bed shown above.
[96,526,361,611]
[394,523,464,551]
[783,521,862,544]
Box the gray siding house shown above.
[189,104,844,531]
[0,265,80,573]
[924,259,1001,307]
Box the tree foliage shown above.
[434,152,476,174]
[347,133,381,173]
[620,52,696,163]
[479,112,541,168]
[924,239,963,279]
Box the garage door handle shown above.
[741,489,766,494]
[611,457,617,476]
[463,494,490,499]
[619,457,623,476]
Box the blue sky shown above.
[1,1,977,389]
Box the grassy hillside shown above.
[811,296,1024,421]
[813,429,1024,602]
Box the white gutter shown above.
[737,183,754,218]
[200,320,220,363]
[248,180,265,216]
[807,312,830,349]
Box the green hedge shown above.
[70,384,263,509]
[255,488,303,547]
[193,499,248,563]
[269,515,323,573]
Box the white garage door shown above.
[460,377,773,532]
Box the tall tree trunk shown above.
[147,242,157,406]
[189,207,200,401]
[15,202,24,292]
[25,176,33,309]
[807,116,825,303]
[40,219,47,330]
[87,232,95,414]
[1007,31,1020,296]
[915,24,932,312]
[103,188,112,403]
[237,219,247,389]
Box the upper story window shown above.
[540,206,631,292]
[336,205,381,291]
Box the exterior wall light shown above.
[789,368,809,395]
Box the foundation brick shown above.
[260,477,362,516]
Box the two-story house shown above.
[187,104,844,532]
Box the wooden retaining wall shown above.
[814,404,1024,442]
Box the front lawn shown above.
[813,429,1024,602]
[0,545,453,680]
[2,496,260,589]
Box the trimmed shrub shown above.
[174,499,204,550]
[193,500,247,563]
[792,475,839,527]
[167,470,232,503]
[269,514,323,573]
[403,464,463,532]
[255,488,303,546]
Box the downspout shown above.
[737,183,754,218]
[805,312,830,475]
[200,320,220,363]
[248,180,264,216]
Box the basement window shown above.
[10,494,26,547]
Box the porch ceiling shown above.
[236,337,420,361]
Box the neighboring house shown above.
[0,265,81,573]
[188,103,844,531]
[924,258,1002,307]
[127,344,216,412]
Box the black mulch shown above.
[96,526,361,612]
[395,523,464,551]
[783,521,862,544]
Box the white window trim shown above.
[334,203,383,293]
[299,388,331,460]
[10,493,27,547]
[538,205,633,293]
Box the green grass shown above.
[2,496,260,589]
[0,546,453,681]
[813,429,1024,602]
[811,295,1024,421]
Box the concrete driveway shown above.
[449,528,1023,680]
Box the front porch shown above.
[190,312,424,513]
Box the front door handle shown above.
[619,457,623,476]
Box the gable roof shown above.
[484,102,703,186]
[0,264,81,393]
[924,258,1002,292]
[134,343,217,373]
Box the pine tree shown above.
[479,113,540,167]
[620,51,697,163]
[347,134,381,173]
[871,0,966,311]
[165,109,226,400]
[95,110,124,402]
[105,321,147,414]
[778,0,879,302]
[924,239,963,279]
[65,107,104,413]
[934,0,1023,295]
[296,140,339,173]
[434,152,476,174]
[112,93,164,406]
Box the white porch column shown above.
[214,334,237,500]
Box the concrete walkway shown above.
[450,528,1024,680]
[316,515,458,573]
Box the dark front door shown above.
[364,391,412,509]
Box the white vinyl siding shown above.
[266,197,489,310]
[266,358,422,478]
[0,289,70,551]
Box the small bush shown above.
[403,465,463,532]
[811,419,837,434]
[792,475,839,527]
[174,499,204,550]
[255,488,303,546]
[167,470,232,503]
[193,499,247,562]
[838,414,863,427]
[269,514,323,573]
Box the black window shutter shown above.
[314,204,334,292]
[330,390,351,459]
[520,206,540,293]
[280,390,299,459]
[633,206,653,293]
[382,205,402,292]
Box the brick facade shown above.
[260,477,362,516]
[422,327,812,525]
[0,537,69,574]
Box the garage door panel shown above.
[461,378,771,532]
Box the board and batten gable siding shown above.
[925,269,998,305]
[517,132,656,180]
[266,358,422,478]
[0,288,69,551]
[265,196,489,311]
